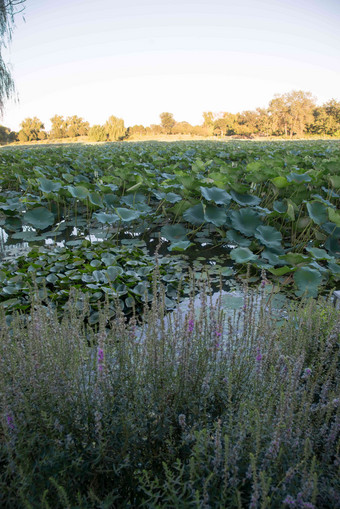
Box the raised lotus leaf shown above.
[230,208,262,237]
[306,201,328,225]
[226,229,251,247]
[24,207,55,230]
[200,186,231,205]
[183,203,205,225]
[204,205,227,226]
[230,247,258,263]
[294,266,322,298]
[230,190,261,206]
[254,225,282,248]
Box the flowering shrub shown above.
[0,282,339,508]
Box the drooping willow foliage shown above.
[0,0,25,115]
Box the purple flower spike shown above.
[6,414,15,430]
[256,348,262,362]
[188,319,194,332]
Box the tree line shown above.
[1,90,339,144]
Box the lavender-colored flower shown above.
[283,495,296,506]
[6,414,15,430]
[256,348,262,362]
[97,347,104,372]
[188,319,194,333]
[302,367,312,379]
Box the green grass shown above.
[0,276,339,508]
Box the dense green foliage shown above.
[0,140,339,319]
[0,282,339,508]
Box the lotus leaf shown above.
[306,201,328,225]
[280,252,310,266]
[273,200,287,214]
[286,172,312,183]
[230,190,261,206]
[24,207,55,230]
[38,177,62,193]
[161,224,188,242]
[255,225,282,248]
[168,240,192,251]
[106,266,124,281]
[200,186,231,205]
[115,208,141,222]
[294,266,322,297]
[226,229,251,247]
[204,205,227,226]
[67,185,89,200]
[271,176,289,189]
[89,192,103,207]
[327,207,340,227]
[230,247,258,263]
[306,247,332,260]
[183,203,205,225]
[230,208,262,237]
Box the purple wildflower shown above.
[6,414,15,430]
[188,319,194,333]
[256,348,262,362]
[261,280,266,288]
[283,495,296,506]
[302,367,312,378]
[97,348,104,372]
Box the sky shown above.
[1,0,340,132]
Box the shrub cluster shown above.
[0,281,339,508]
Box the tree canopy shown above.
[0,0,25,115]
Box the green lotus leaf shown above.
[200,186,231,205]
[161,224,188,242]
[183,203,205,225]
[287,172,312,183]
[262,248,286,266]
[67,185,89,200]
[328,175,340,188]
[89,192,103,207]
[103,193,118,207]
[230,208,262,237]
[4,217,22,232]
[204,205,227,226]
[163,192,182,203]
[115,208,141,222]
[273,200,287,214]
[328,207,340,227]
[306,201,328,225]
[230,190,261,206]
[106,266,124,281]
[294,266,322,298]
[305,246,332,260]
[168,240,192,251]
[325,235,340,257]
[121,193,147,206]
[255,225,282,248]
[24,207,55,230]
[279,252,310,266]
[328,262,340,275]
[271,176,289,189]
[226,229,251,247]
[268,266,294,276]
[38,177,62,193]
[93,212,119,224]
[230,247,258,263]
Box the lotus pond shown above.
[0,140,339,322]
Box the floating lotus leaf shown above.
[230,190,261,206]
[24,207,55,230]
[294,266,322,298]
[200,186,231,205]
[271,176,289,189]
[306,201,328,225]
[230,247,258,263]
[183,203,205,225]
[287,172,312,183]
[161,224,188,242]
[115,208,141,222]
[226,229,251,247]
[38,177,62,193]
[328,207,340,227]
[255,225,282,248]
[204,205,227,226]
[230,208,262,237]
[305,247,332,260]
[67,185,89,200]
[273,200,287,214]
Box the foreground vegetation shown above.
[0,277,339,508]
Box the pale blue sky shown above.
[2,0,340,131]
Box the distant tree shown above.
[147,124,163,135]
[88,125,107,142]
[160,112,175,134]
[172,121,193,135]
[18,117,44,141]
[0,0,26,115]
[128,124,146,136]
[104,115,126,141]
[50,115,67,139]
[269,91,316,137]
[65,115,89,137]
[213,113,237,136]
[0,124,16,142]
